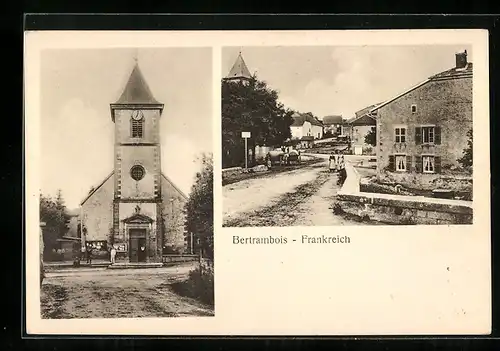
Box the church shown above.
[79,60,188,264]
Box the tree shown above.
[40,190,71,259]
[364,126,376,147]
[222,76,294,168]
[185,153,213,260]
[458,128,473,170]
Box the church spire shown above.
[225,51,252,82]
[114,54,161,105]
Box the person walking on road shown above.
[110,246,117,264]
[338,153,347,186]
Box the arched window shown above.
[131,110,144,138]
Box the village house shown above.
[372,50,472,181]
[322,115,344,136]
[79,60,188,264]
[290,112,324,142]
[344,103,380,155]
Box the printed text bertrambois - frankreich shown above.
[233,235,351,245]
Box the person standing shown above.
[328,152,336,172]
[110,246,117,264]
[86,244,93,265]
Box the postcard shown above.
[25,29,490,335]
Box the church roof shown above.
[114,63,161,105]
[79,171,188,206]
[225,53,252,80]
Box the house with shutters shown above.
[371,50,472,178]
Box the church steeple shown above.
[115,62,161,105]
[110,57,164,122]
[224,51,252,83]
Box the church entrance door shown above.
[129,229,147,263]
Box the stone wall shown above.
[336,159,473,225]
[81,174,114,242]
[376,76,472,175]
[337,192,473,225]
[222,167,243,179]
[162,254,199,264]
[162,175,188,253]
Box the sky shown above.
[40,48,212,209]
[222,45,473,118]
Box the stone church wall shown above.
[81,174,114,243]
[162,175,188,253]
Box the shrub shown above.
[172,260,214,306]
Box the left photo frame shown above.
[26,42,215,321]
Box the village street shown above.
[40,262,214,319]
[223,154,367,227]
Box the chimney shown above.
[456,50,468,69]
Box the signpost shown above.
[241,131,251,169]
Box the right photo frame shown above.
[221,45,473,227]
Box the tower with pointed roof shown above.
[224,51,253,84]
[110,60,165,264]
[80,58,189,265]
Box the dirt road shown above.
[223,156,362,227]
[40,263,214,319]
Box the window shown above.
[394,127,406,143]
[422,156,435,173]
[395,155,407,171]
[422,126,434,143]
[411,104,417,113]
[317,133,320,138]
[130,165,145,181]
[131,110,144,138]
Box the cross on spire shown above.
[133,48,139,64]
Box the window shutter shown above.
[434,126,441,145]
[415,127,422,145]
[388,155,395,172]
[415,155,422,173]
[406,155,412,171]
[434,156,441,173]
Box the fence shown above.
[161,254,200,265]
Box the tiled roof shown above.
[371,61,473,113]
[226,53,252,80]
[322,115,343,125]
[429,62,473,81]
[115,63,161,104]
[291,113,323,127]
[355,103,382,118]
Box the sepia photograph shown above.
[25,28,489,336]
[37,47,214,318]
[222,46,473,227]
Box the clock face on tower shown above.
[132,110,144,121]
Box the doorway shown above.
[129,229,147,263]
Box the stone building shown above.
[344,104,380,155]
[80,61,188,264]
[372,50,472,178]
[322,115,344,136]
